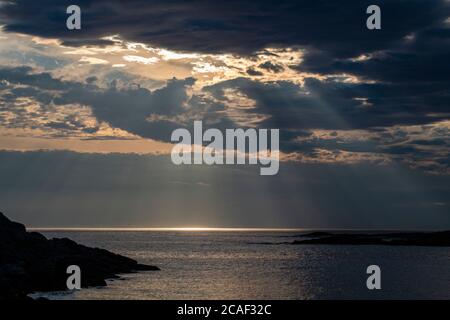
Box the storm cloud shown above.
[1,0,448,58]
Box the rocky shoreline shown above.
[0,212,159,300]
[292,231,450,246]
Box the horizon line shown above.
[27,227,308,232]
[26,227,444,232]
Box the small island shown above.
[292,231,450,246]
[0,212,159,300]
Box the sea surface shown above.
[31,230,450,300]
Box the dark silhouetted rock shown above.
[0,212,159,300]
[298,231,333,238]
[292,231,450,246]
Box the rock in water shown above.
[292,230,450,246]
[0,212,159,299]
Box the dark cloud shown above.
[0,0,448,58]
[85,76,97,84]
[203,76,449,173]
[61,38,116,47]
[246,68,263,76]
[205,77,450,131]
[299,27,450,84]
[0,66,198,140]
[258,61,284,73]
[410,139,447,146]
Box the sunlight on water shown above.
[29,227,307,232]
[31,231,450,300]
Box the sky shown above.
[0,0,449,228]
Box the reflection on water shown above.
[32,231,450,300]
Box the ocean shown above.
[31,231,450,300]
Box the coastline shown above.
[0,212,159,300]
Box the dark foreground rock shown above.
[0,212,159,299]
[292,231,450,246]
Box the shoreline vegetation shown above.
[292,231,450,246]
[0,212,159,300]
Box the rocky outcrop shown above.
[292,231,450,246]
[0,212,159,299]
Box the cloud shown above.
[0,66,198,140]
[1,0,447,58]
[79,56,110,65]
[258,61,284,73]
[1,65,449,173]
[1,0,449,231]
[122,55,159,65]
[299,27,450,84]
[204,77,450,131]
